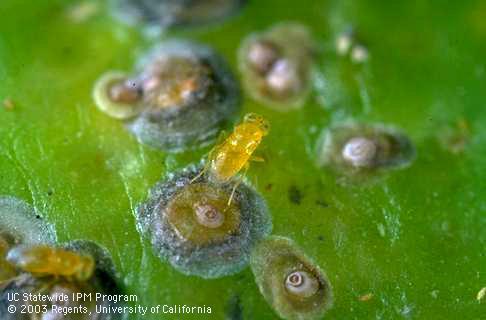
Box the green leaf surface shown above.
[0,0,485,319]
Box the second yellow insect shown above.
[6,244,95,282]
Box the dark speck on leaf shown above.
[317,235,324,241]
[35,215,41,220]
[62,46,73,56]
[316,200,329,208]
[47,190,54,196]
[236,273,248,281]
[265,183,273,191]
[288,185,302,204]
[225,295,243,320]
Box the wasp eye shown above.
[243,113,270,133]
[260,120,271,134]
[243,112,261,123]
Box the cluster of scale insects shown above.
[1,1,417,320]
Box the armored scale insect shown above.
[6,245,95,282]
[136,164,272,279]
[239,23,315,110]
[94,41,240,152]
[136,114,271,278]
[316,122,415,178]
[250,236,333,320]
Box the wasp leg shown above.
[227,163,250,207]
[214,130,228,144]
[190,160,211,184]
[190,148,215,183]
[191,130,227,184]
[190,130,230,184]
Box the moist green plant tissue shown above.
[0,0,484,319]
